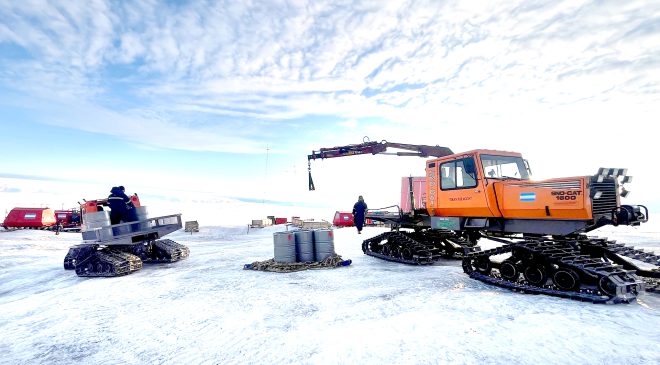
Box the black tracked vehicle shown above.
[64,196,189,277]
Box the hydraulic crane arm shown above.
[307,138,453,190]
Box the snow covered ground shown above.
[1,225,659,365]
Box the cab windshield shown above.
[481,154,529,180]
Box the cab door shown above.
[435,156,492,217]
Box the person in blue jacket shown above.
[108,186,136,225]
[352,195,368,234]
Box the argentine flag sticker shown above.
[520,192,536,202]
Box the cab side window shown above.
[440,158,478,190]
[440,165,456,189]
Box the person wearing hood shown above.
[352,195,368,234]
[108,186,135,225]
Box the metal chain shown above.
[244,254,350,273]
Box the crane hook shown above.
[308,160,315,191]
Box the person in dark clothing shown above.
[108,186,135,225]
[119,186,139,222]
[352,195,368,234]
[70,212,80,226]
[55,222,63,235]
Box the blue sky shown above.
[1,0,659,225]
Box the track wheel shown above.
[553,268,580,291]
[64,260,75,270]
[382,244,392,257]
[523,264,548,286]
[474,257,492,274]
[369,241,381,253]
[499,259,519,282]
[598,276,617,296]
[401,247,414,260]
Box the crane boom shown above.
[307,138,453,190]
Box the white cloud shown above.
[339,119,358,129]
[117,33,146,64]
[2,0,658,137]
[1,0,659,213]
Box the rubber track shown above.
[75,248,142,277]
[362,231,433,265]
[463,238,644,304]
[64,245,97,270]
[580,236,660,293]
[362,231,474,265]
[143,239,190,263]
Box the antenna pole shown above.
[263,145,270,205]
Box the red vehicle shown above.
[2,207,57,229]
[275,218,288,225]
[333,211,354,227]
[54,209,82,229]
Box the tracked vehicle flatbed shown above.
[65,213,189,277]
[81,214,183,244]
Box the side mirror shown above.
[524,159,533,176]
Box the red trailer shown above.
[274,217,287,225]
[2,207,57,229]
[333,211,354,227]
